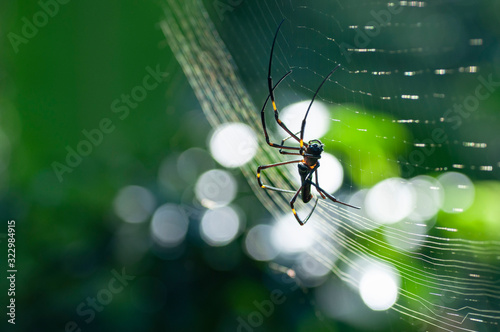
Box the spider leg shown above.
[299,64,341,149]
[267,20,303,146]
[279,132,303,155]
[308,181,360,209]
[288,164,320,226]
[314,168,327,199]
[261,71,301,151]
[281,131,301,144]
[290,182,319,226]
[257,159,301,193]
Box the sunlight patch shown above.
[365,178,415,224]
[209,122,258,168]
[279,100,330,141]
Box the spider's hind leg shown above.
[314,169,327,199]
[309,181,361,210]
[289,184,319,226]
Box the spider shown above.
[257,20,360,226]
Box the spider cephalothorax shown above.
[303,139,324,167]
[256,19,360,226]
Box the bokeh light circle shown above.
[359,267,399,311]
[113,185,156,224]
[297,253,332,283]
[244,224,279,261]
[437,172,475,213]
[408,175,444,221]
[150,204,189,247]
[200,206,240,246]
[316,152,344,193]
[271,214,316,255]
[279,100,330,141]
[209,122,258,168]
[195,169,237,209]
[176,148,214,184]
[365,178,415,224]
[289,152,343,194]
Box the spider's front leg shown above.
[266,20,302,146]
[261,72,302,152]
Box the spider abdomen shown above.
[298,163,313,203]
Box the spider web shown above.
[161,0,500,330]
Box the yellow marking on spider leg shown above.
[292,208,296,214]
[272,101,277,111]
[257,173,260,178]
[261,185,265,188]
[300,139,303,148]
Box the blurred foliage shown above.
[439,181,500,242]
[323,104,410,187]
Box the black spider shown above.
[257,20,360,226]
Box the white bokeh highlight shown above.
[296,253,332,286]
[279,100,330,141]
[244,224,279,261]
[271,214,316,255]
[113,185,156,224]
[408,175,444,221]
[344,190,379,231]
[209,122,258,168]
[288,152,344,194]
[365,178,415,225]
[359,267,399,311]
[437,172,475,213]
[315,152,344,193]
[200,206,240,246]
[150,204,189,247]
[195,169,237,209]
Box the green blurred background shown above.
[1,0,500,331]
